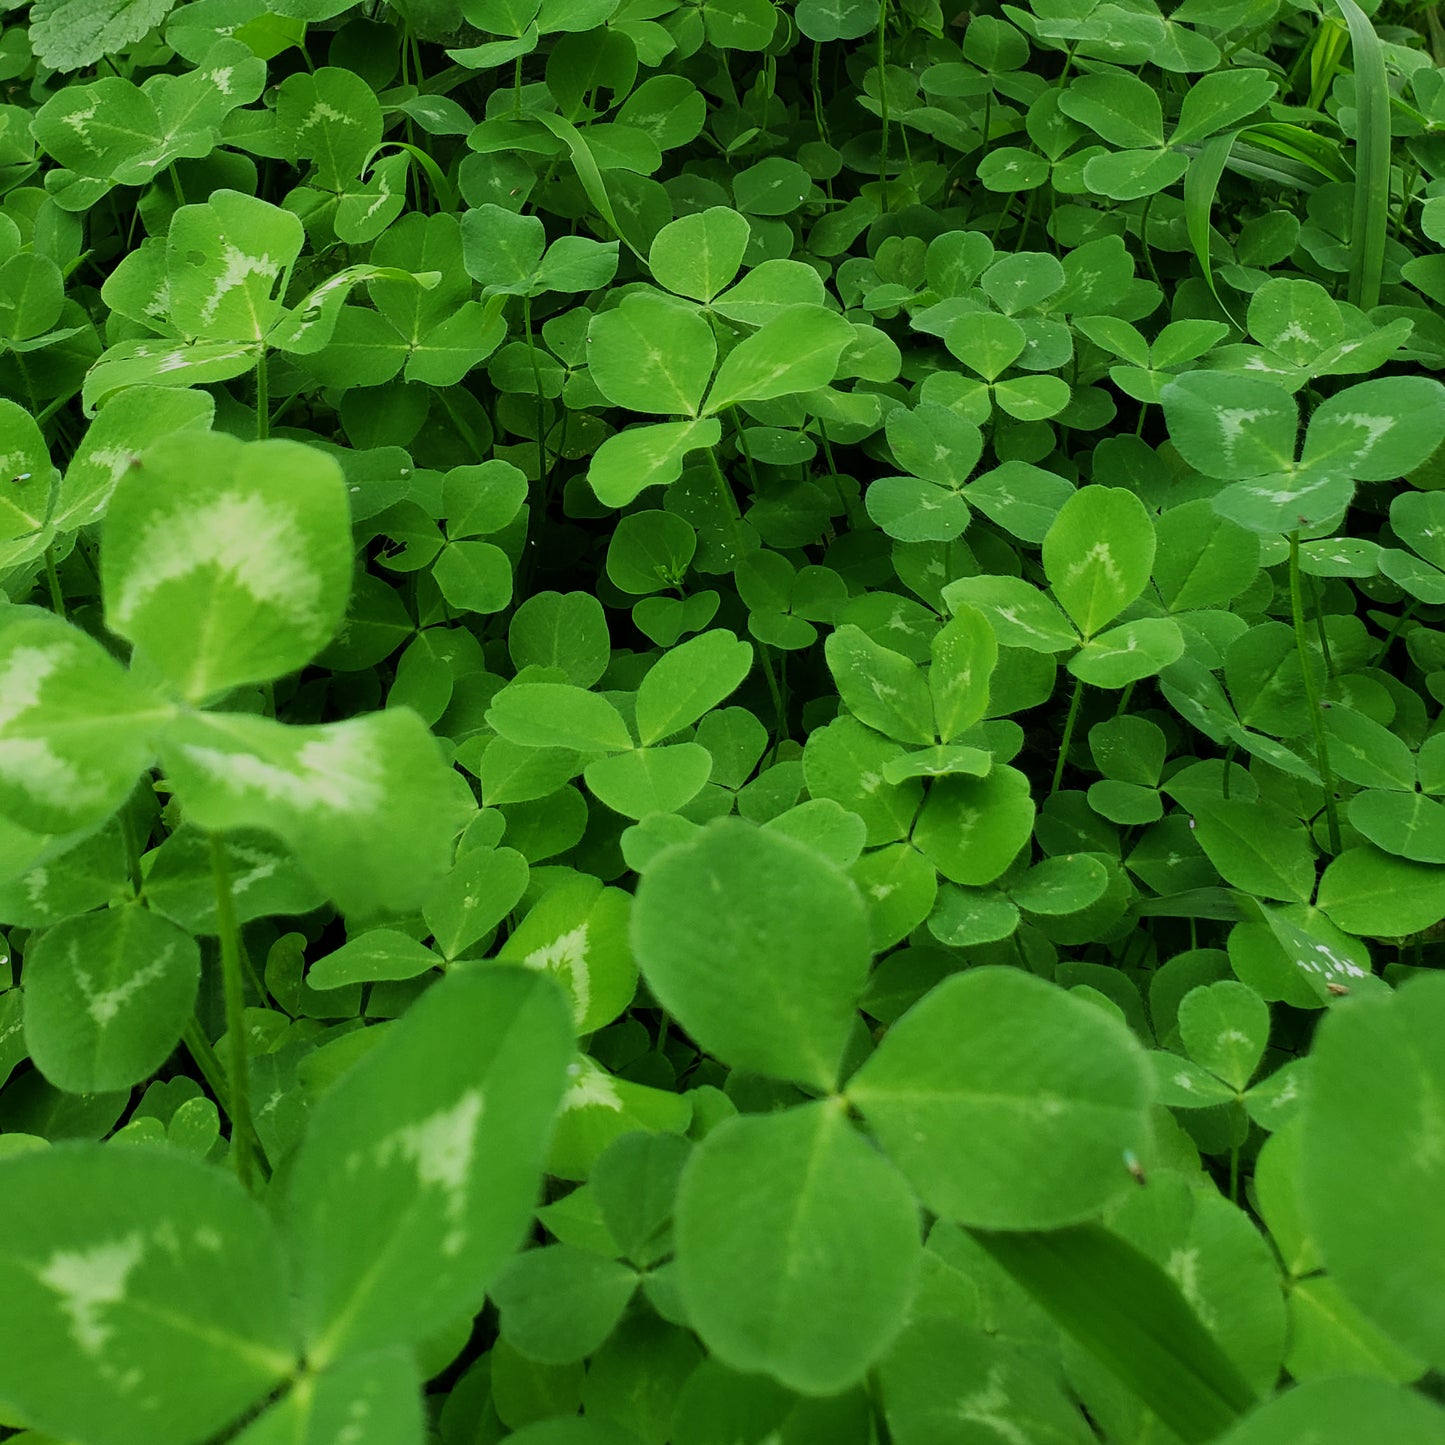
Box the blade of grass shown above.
[971,1224,1258,1445]
[1334,0,1392,310]
[1184,130,1247,331]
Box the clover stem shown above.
[1113,679,1136,717]
[729,406,760,493]
[1289,530,1342,854]
[1303,569,1336,682]
[1050,674,1085,796]
[255,347,269,440]
[758,644,786,756]
[705,444,742,523]
[876,0,890,192]
[42,545,66,618]
[522,294,547,482]
[1137,195,1164,292]
[211,831,257,1191]
[182,1017,233,1121]
[117,792,145,896]
[868,1368,894,1445]
[810,42,831,145]
[1221,740,1238,799]
[817,421,839,478]
[1368,597,1418,667]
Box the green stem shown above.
[211,832,257,1191]
[522,294,547,483]
[1368,597,1419,667]
[1221,739,1238,799]
[1289,531,1342,854]
[182,1017,274,1182]
[33,390,78,428]
[876,0,890,192]
[1051,675,1085,795]
[43,545,65,618]
[1114,679,1136,716]
[729,406,760,493]
[705,444,742,523]
[867,1368,893,1445]
[811,41,831,145]
[758,644,786,756]
[118,797,145,896]
[183,1017,233,1118]
[1304,569,1336,682]
[255,348,269,441]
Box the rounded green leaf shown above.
[631,818,871,1091]
[587,295,717,416]
[1212,1378,1445,1445]
[1316,847,1445,938]
[675,1100,920,1394]
[488,682,634,753]
[1068,617,1184,687]
[648,207,750,302]
[1058,72,1164,148]
[1189,797,1316,904]
[929,606,996,743]
[0,609,161,836]
[286,966,574,1367]
[102,432,352,703]
[865,475,971,542]
[587,418,721,508]
[635,629,753,745]
[307,929,439,990]
[424,845,530,961]
[848,967,1153,1228]
[1299,973,1445,1369]
[585,743,713,819]
[912,768,1035,886]
[1007,853,1110,916]
[433,540,512,615]
[491,1244,638,1365]
[166,191,303,343]
[1178,980,1270,1091]
[825,624,935,745]
[157,708,469,920]
[1042,486,1155,639]
[606,511,698,596]
[927,883,1020,945]
[1300,376,1445,481]
[703,307,853,414]
[1159,372,1299,481]
[0,1144,294,1445]
[1347,789,1445,865]
[885,402,983,486]
[509,591,612,689]
[24,904,200,1094]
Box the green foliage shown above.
[0,0,1443,1437]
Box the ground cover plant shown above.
[0,0,1444,1436]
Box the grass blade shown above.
[969,1223,1258,1445]
[1334,0,1392,309]
[1184,130,1246,330]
